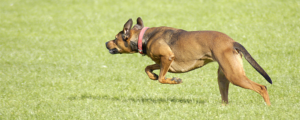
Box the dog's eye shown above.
[113,39,117,45]
[122,34,128,41]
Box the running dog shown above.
[105,17,272,105]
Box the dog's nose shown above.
[105,42,109,49]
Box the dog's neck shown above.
[130,41,138,52]
[130,28,150,54]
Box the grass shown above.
[0,0,299,119]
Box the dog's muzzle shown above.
[106,42,119,54]
[108,48,118,54]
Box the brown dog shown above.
[106,17,272,105]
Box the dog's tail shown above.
[233,42,272,84]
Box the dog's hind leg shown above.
[217,67,230,104]
[216,48,271,105]
[226,74,271,105]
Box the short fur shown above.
[106,17,272,105]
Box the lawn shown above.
[0,0,299,119]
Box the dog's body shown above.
[106,17,272,105]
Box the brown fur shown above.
[105,17,272,105]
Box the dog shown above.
[105,17,272,105]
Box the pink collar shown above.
[138,27,149,54]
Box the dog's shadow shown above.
[68,94,205,104]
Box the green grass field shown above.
[1,0,299,119]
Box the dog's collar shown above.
[138,27,149,54]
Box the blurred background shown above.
[0,0,299,119]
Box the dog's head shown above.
[105,17,145,54]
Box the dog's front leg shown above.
[145,64,160,80]
[157,55,182,84]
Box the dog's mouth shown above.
[108,48,119,54]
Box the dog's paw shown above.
[171,77,183,83]
[153,73,159,80]
[149,73,158,80]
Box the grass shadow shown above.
[68,94,205,104]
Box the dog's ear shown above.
[133,17,144,30]
[123,18,133,35]
[137,17,144,28]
